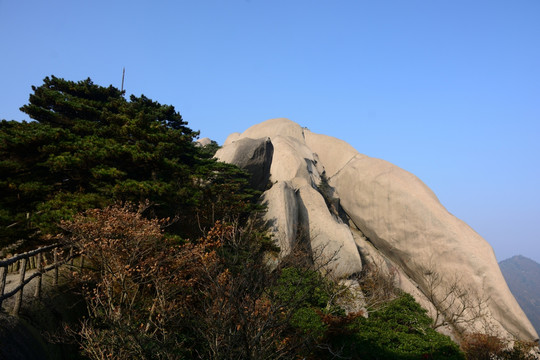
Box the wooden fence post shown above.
[53,248,58,286]
[34,252,43,299]
[12,257,27,315]
[0,266,7,309]
[0,244,67,312]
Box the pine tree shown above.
[1,76,258,247]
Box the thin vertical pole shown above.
[34,252,43,299]
[121,67,125,93]
[0,266,7,308]
[53,248,59,286]
[12,257,27,315]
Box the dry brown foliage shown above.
[60,203,326,359]
[60,203,227,359]
[461,333,506,360]
[460,332,538,360]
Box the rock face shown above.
[215,118,538,341]
[216,119,362,278]
[216,137,274,191]
[195,137,212,147]
[0,313,49,360]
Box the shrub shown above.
[461,333,538,360]
[322,293,465,360]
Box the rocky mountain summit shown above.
[216,118,538,342]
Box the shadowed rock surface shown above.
[216,137,273,191]
[216,117,538,342]
[0,312,48,360]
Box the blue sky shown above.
[1,0,539,263]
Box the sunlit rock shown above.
[216,118,538,341]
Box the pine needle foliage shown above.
[0,76,259,247]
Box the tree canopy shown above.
[0,76,258,247]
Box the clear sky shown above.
[1,0,539,263]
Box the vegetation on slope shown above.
[2,76,535,359]
[60,203,464,359]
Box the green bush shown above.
[322,293,465,360]
[291,307,327,338]
[273,267,330,309]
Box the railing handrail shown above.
[0,242,80,315]
[0,254,74,303]
[0,243,60,267]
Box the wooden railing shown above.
[0,244,79,315]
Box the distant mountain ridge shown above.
[500,255,540,335]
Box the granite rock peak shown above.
[215,118,538,342]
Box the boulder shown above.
[195,137,212,147]
[215,137,274,191]
[294,177,362,277]
[217,119,362,277]
[268,135,322,186]
[260,180,298,257]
